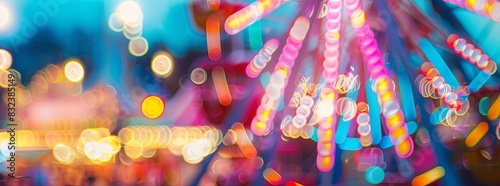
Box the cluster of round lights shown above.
[251,17,310,136]
[444,0,500,22]
[346,0,413,158]
[167,126,222,161]
[356,104,372,147]
[292,96,314,128]
[246,39,279,78]
[118,126,172,150]
[288,77,308,108]
[108,1,148,57]
[447,34,497,75]
[49,128,121,165]
[316,0,342,172]
[280,114,315,140]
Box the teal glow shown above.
[365,166,385,184]
[479,97,489,116]
[260,71,271,88]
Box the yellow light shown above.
[350,9,366,29]
[411,166,445,186]
[100,136,122,154]
[0,69,11,88]
[263,168,282,185]
[360,134,373,147]
[252,120,268,136]
[388,114,402,129]
[64,61,85,83]
[118,127,135,145]
[0,49,12,70]
[141,95,165,119]
[151,52,173,77]
[391,127,406,139]
[381,91,394,103]
[465,121,489,147]
[53,144,77,165]
[124,143,143,159]
[316,155,333,172]
[377,79,389,92]
[395,138,412,157]
[487,95,500,120]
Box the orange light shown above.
[206,15,221,61]
[411,166,445,186]
[391,127,406,139]
[395,138,412,157]
[487,95,500,120]
[388,114,402,129]
[232,123,257,159]
[316,155,333,172]
[212,67,232,106]
[263,168,282,185]
[465,121,489,147]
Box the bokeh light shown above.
[0,4,9,28]
[64,61,85,83]
[151,52,173,77]
[1,0,500,185]
[141,95,165,119]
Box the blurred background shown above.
[0,0,500,185]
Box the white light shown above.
[84,141,102,160]
[108,13,124,32]
[0,4,10,28]
[317,98,334,118]
[64,61,85,82]
[0,49,12,70]
[151,53,173,77]
[128,37,148,57]
[118,1,143,25]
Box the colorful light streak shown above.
[206,15,222,61]
[345,0,413,158]
[411,166,445,186]
[443,0,500,22]
[212,66,232,106]
[2,0,500,185]
[246,39,280,78]
[465,121,488,147]
[251,16,310,136]
[224,0,282,35]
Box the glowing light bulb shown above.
[0,4,9,28]
[118,1,143,25]
[64,61,85,83]
[151,52,173,77]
